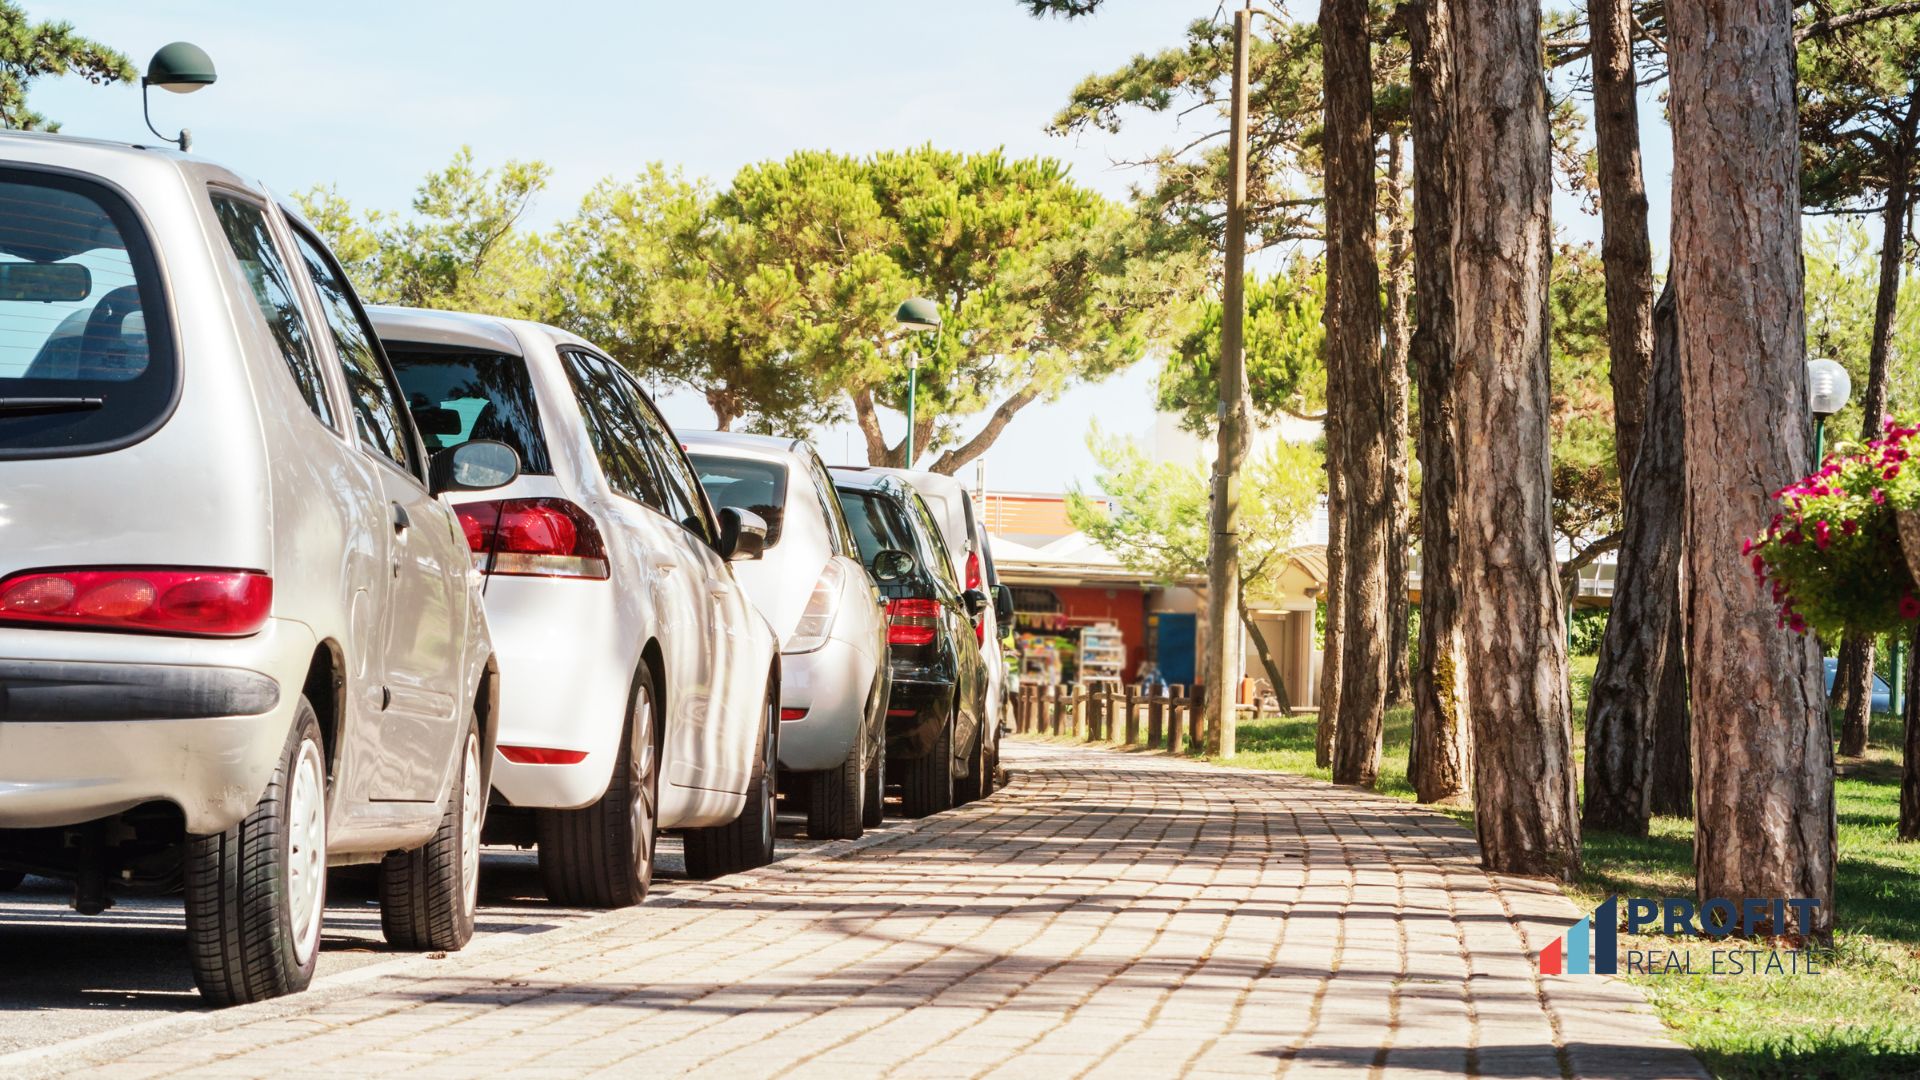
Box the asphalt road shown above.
[0,811,890,1057]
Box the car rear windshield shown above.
[0,170,174,458]
[689,453,786,548]
[384,346,552,475]
[838,488,937,585]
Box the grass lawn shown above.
[1026,656,1920,1078]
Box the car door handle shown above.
[646,556,678,574]
[391,502,410,535]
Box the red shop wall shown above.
[1052,586,1149,682]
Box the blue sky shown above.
[34,1,1671,493]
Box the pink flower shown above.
[1783,529,1803,545]
[1873,490,1889,505]
[1789,613,1807,634]
[1814,521,1832,549]
[1752,554,1767,576]
[1742,538,1756,556]
[1902,595,1920,620]
[1844,520,1859,536]
[1886,465,1902,481]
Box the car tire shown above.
[183,697,327,1006]
[683,685,779,879]
[898,704,955,818]
[807,728,865,842]
[537,661,661,909]
[862,720,886,830]
[956,709,994,804]
[379,716,482,951]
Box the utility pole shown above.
[1205,3,1253,759]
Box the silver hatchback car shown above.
[0,133,516,1004]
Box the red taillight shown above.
[498,745,589,765]
[0,568,272,637]
[779,707,808,722]
[457,499,610,579]
[887,597,940,646]
[965,551,986,642]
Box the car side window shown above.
[288,227,416,476]
[209,195,334,429]
[613,367,716,545]
[806,451,856,557]
[559,349,664,509]
[911,493,962,593]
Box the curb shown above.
[0,790,993,1078]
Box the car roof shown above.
[366,304,600,357]
[680,429,810,464]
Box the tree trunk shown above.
[1450,0,1581,878]
[1587,0,1656,484]
[1240,599,1292,715]
[1861,101,1915,437]
[1833,107,1916,762]
[1837,634,1874,757]
[1905,624,1920,840]
[1316,443,1344,768]
[1324,0,1391,788]
[1384,133,1415,709]
[1584,281,1689,835]
[1405,0,1472,806]
[1670,0,1834,936]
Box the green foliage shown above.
[1806,217,1920,435]
[1569,608,1608,656]
[1799,0,1920,215]
[295,148,555,319]
[0,2,132,132]
[1065,424,1320,599]
[1750,419,1920,638]
[1158,262,1327,434]
[1548,242,1621,548]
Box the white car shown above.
[0,134,515,1003]
[372,307,781,906]
[851,469,1015,733]
[684,432,891,839]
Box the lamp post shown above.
[140,42,217,152]
[894,298,941,468]
[1806,357,1852,464]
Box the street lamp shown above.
[1807,357,1852,463]
[894,298,940,468]
[141,42,217,152]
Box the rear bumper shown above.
[885,677,953,760]
[478,575,631,811]
[777,637,875,773]
[0,620,310,834]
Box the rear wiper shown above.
[0,396,104,417]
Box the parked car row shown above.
[0,133,1012,1006]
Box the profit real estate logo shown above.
[1538,896,1826,976]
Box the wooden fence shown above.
[1012,682,1211,753]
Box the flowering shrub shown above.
[1748,417,1920,638]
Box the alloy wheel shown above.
[285,738,327,966]
[459,731,482,921]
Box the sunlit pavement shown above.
[0,742,1701,1079]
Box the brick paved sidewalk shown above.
[23,741,1703,1079]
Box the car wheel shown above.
[683,685,779,879]
[862,714,886,830]
[379,716,482,951]
[898,703,955,818]
[807,717,865,842]
[956,708,991,804]
[183,697,327,1006]
[537,660,661,909]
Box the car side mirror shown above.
[429,440,519,496]
[962,588,989,619]
[994,583,1015,627]
[870,549,916,583]
[717,506,767,561]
